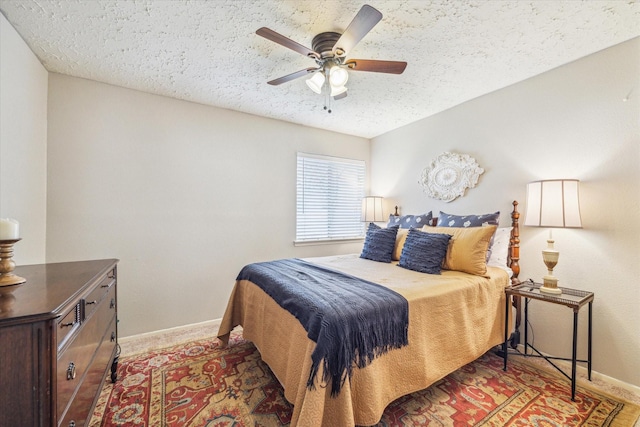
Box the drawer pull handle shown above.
[61,322,75,328]
[67,362,76,380]
[86,300,97,305]
[110,298,115,309]
[111,331,116,342]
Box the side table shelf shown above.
[503,280,594,401]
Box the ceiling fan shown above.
[257,4,407,112]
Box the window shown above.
[296,153,365,243]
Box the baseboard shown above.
[119,318,223,355]
[594,371,640,396]
[511,344,640,397]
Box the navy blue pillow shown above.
[387,212,433,229]
[398,229,452,274]
[360,223,399,263]
[437,211,499,227]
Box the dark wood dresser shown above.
[0,259,119,427]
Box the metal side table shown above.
[503,281,594,401]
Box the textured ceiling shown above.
[1,1,638,138]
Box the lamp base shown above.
[540,275,562,295]
[539,284,562,295]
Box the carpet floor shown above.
[90,333,640,426]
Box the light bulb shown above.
[306,72,325,94]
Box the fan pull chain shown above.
[324,91,332,114]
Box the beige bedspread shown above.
[217,254,511,427]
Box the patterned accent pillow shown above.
[360,223,399,263]
[398,229,452,274]
[387,212,433,229]
[437,211,500,227]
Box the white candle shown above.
[0,218,20,240]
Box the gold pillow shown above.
[392,228,410,261]
[423,225,497,277]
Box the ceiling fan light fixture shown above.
[330,85,347,97]
[306,72,325,94]
[257,4,406,109]
[329,66,349,87]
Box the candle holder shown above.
[0,239,27,296]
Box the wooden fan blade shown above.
[267,68,319,85]
[333,5,382,56]
[345,59,407,74]
[333,91,348,101]
[257,27,320,60]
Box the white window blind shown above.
[296,153,365,242]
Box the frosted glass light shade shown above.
[361,196,384,222]
[330,85,347,97]
[306,72,325,94]
[524,180,582,228]
[329,66,349,87]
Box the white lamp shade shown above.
[330,85,347,97]
[306,72,325,94]
[329,66,349,87]
[524,179,582,228]
[361,196,384,222]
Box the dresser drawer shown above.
[59,317,117,427]
[57,304,80,349]
[84,269,116,320]
[57,284,117,420]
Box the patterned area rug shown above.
[90,334,640,426]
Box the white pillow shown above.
[487,227,513,269]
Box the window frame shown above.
[294,152,366,245]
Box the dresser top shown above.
[0,259,118,323]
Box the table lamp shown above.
[361,196,384,222]
[524,180,582,295]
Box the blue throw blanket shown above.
[236,258,409,396]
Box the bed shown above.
[217,201,521,426]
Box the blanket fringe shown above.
[308,318,409,397]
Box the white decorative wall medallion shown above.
[419,152,484,202]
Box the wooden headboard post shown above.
[508,200,522,348]
[508,200,520,283]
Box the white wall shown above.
[0,13,47,264]
[46,73,370,337]
[371,38,640,387]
